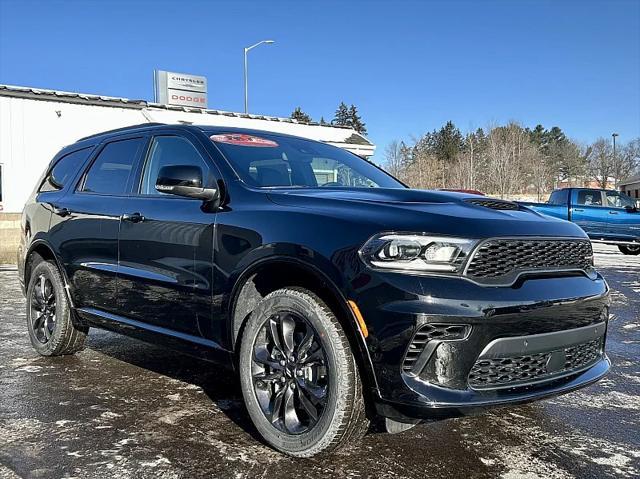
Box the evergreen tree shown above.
[347,104,367,135]
[332,102,367,135]
[319,116,327,125]
[434,121,464,163]
[332,102,350,126]
[290,107,312,123]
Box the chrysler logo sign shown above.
[155,70,208,108]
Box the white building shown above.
[0,84,375,213]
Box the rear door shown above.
[21,146,94,282]
[117,131,219,338]
[570,189,608,237]
[50,135,146,314]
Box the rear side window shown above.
[40,147,92,192]
[81,138,144,195]
[576,189,603,206]
[548,189,569,205]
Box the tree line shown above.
[290,102,367,135]
[383,121,639,199]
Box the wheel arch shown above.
[228,256,380,398]
[25,240,76,310]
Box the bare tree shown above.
[377,122,633,198]
[485,123,533,198]
[384,140,404,179]
[588,138,613,188]
[613,138,640,185]
[529,150,551,201]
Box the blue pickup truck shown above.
[521,188,640,255]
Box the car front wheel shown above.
[239,287,368,457]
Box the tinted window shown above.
[548,189,568,205]
[576,189,603,206]
[605,190,636,208]
[140,136,209,195]
[40,147,92,192]
[81,138,144,195]
[210,132,403,189]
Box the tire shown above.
[26,257,87,356]
[618,245,640,255]
[239,287,369,457]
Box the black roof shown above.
[74,123,344,146]
[77,123,166,141]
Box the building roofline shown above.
[0,83,353,129]
[620,175,640,186]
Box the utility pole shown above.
[612,133,619,188]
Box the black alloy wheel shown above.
[251,311,329,434]
[26,256,87,356]
[30,274,57,343]
[239,287,369,457]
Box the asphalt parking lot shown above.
[0,244,638,479]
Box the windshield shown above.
[209,132,404,189]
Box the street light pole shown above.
[612,133,619,188]
[244,40,275,114]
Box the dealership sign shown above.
[154,70,208,108]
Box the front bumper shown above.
[351,271,610,421]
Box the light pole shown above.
[612,133,619,188]
[244,40,275,114]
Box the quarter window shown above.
[81,138,144,195]
[140,136,209,195]
[40,147,92,192]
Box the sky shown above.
[1,0,639,163]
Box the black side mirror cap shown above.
[156,165,219,202]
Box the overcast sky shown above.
[1,0,638,162]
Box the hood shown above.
[266,187,588,239]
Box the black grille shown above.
[403,324,468,373]
[468,338,602,389]
[465,239,593,283]
[466,199,520,210]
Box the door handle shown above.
[573,208,584,212]
[121,212,145,223]
[608,211,619,215]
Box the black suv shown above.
[18,124,610,456]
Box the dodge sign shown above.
[155,70,208,108]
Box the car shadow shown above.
[83,329,267,445]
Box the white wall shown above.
[0,97,143,212]
[0,95,374,213]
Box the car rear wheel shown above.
[239,287,368,457]
[26,257,87,356]
[618,245,640,255]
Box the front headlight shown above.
[359,233,478,274]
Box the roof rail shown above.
[77,122,165,142]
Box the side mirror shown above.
[624,205,638,213]
[156,165,218,202]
